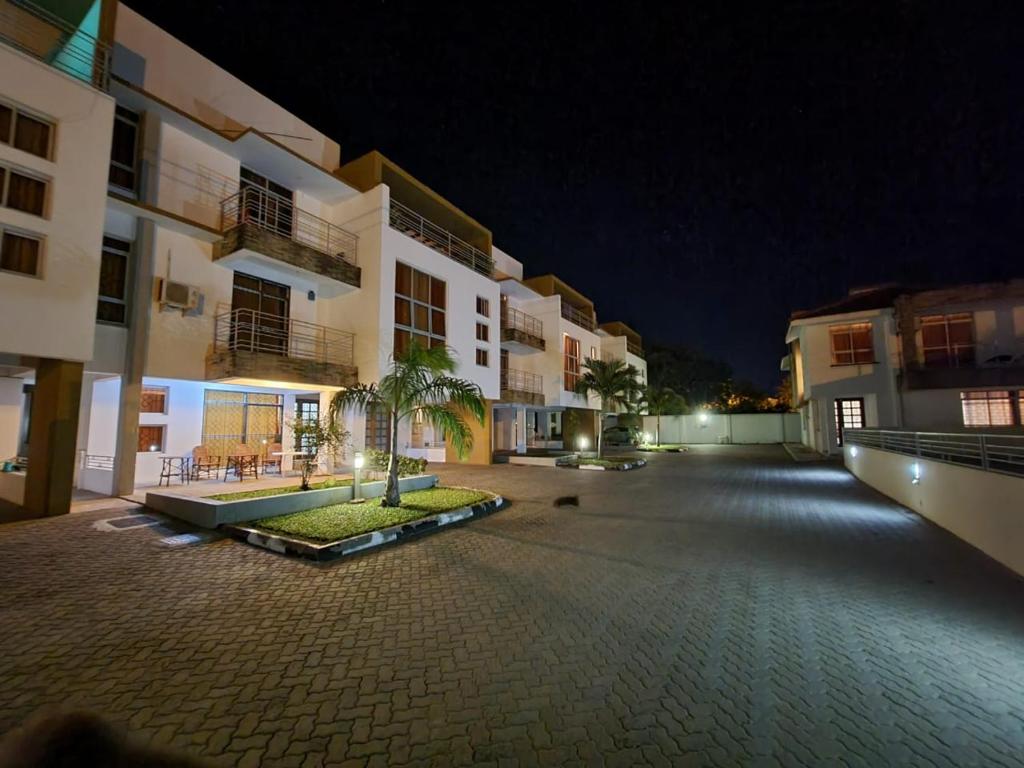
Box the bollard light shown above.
[698,412,709,425]
[642,432,652,445]
[353,451,365,502]
[577,436,589,451]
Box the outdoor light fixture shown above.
[353,451,365,502]
[911,462,921,485]
[149,444,159,452]
[577,436,589,451]
[698,412,709,425]
[643,432,652,444]
[850,446,858,458]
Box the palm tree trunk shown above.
[383,410,401,507]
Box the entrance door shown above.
[833,398,865,446]
[240,167,294,237]
[232,272,290,355]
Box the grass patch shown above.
[208,478,352,502]
[251,486,494,542]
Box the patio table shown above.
[224,454,259,482]
[158,456,192,487]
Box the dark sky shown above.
[129,1,1023,389]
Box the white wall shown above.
[0,377,25,460]
[0,46,114,362]
[642,413,801,444]
[845,444,1024,576]
[114,5,340,170]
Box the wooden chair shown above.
[262,442,283,474]
[191,445,221,480]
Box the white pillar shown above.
[515,407,527,454]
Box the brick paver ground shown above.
[1,445,1024,766]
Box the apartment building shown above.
[784,281,1024,455]
[0,1,646,516]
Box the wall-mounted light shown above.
[149,444,159,452]
[911,462,921,485]
[698,412,709,425]
[850,446,858,458]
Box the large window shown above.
[109,105,140,195]
[921,313,974,368]
[961,390,1018,427]
[563,335,581,391]
[0,165,47,217]
[829,323,874,365]
[97,236,131,324]
[0,100,53,159]
[0,229,41,276]
[394,262,446,354]
[201,390,283,459]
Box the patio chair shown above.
[191,445,221,480]
[262,442,283,474]
[224,444,259,481]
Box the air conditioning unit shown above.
[160,279,200,311]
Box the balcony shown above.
[389,199,493,277]
[561,302,596,331]
[206,308,358,388]
[0,0,110,89]
[627,340,645,359]
[501,307,545,353]
[214,186,361,292]
[500,368,544,407]
[904,363,1024,390]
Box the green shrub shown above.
[364,449,428,477]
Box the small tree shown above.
[329,342,486,507]
[291,415,350,491]
[642,385,683,446]
[574,357,642,456]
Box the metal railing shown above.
[0,0,110,89]
[388,199,493,276]
[501,368,543,394]
[561,301,595,331]
[212,308,355,366]
[845,428,1024,478]
[627,340,644,358]
[221,186,358,266]
[501,306,543,339]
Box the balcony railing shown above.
[221,186,358,266]
[845,428,1024,478]
[627,340,644,358]
[502,306,543,337]
[561,302,595,331]
[0,0,110,89]
[501,368,543,395]
[389,199,493,276]
[212,308,354,367]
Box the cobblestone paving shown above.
[1,445,1024,767]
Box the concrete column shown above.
[515,407,527,454]
[112,219,156,496]
[24,358,84,517]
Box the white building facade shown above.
[785,282,1024,455]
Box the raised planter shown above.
[564,458,647,471]
[145,474,438,529]
[223,494,504,562]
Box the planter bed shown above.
[224,487,504,562]
[145,474,438,529]
[638,445,688,453]
[560,457,647,471]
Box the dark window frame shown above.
[829,322,874,366]
[0,99,54,160]
[97,235,132,325]
[0,227,43,277]
[108,105,141,196]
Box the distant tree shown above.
[641,386,684,446]
[574,357,642,456]
[646,343,733,408]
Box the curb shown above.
[222,495,505,562]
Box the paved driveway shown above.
[1,445,1023,767]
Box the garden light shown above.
[353,451,365,501]
[642,432,652,444]
[698,412,709,425]
[577,436,589,451]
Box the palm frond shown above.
[416,404,475,458]
[329,383,381,423]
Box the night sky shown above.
[129,1,1023,388]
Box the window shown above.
[137,425,165,453]
[0,101,53,159]
[833,398,865,446]
[140,386,168,414]
[365,404,391,451]
[829,323,874,365]
[295,398,320,453]
[394,262,446,354]
[476,296,490,317]
[1,166,47,216]
[109,106,140,194]
[97,236,131,324]
[0,229,41,276]
[961,391,1017,427]
[476,322,489,342]
[476,348,489,367]
[563,335,581,391]
[590,346,598,362]
[921,314,974,368]
[201,390,283,459]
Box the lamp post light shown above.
[353,451,365,502]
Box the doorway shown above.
[833,397,865,446]
[231,272,290,355]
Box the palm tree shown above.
[642,385,683,446]
[574,357,642,456]
[329,342,485,507]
